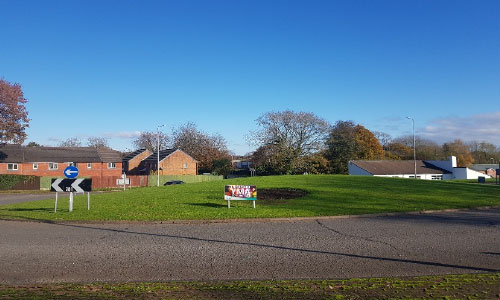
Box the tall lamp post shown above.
[406,117,416,179]
[157,124,165,187]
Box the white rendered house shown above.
[348,156,491,180]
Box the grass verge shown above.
[1,273,499,300]
[0,175,499,222]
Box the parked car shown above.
[164,180,185,186]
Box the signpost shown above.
[63,166,79,179]
[224,185,257,208]
[116,173,131,190]
[52,166,92,212]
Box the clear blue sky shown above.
[1,0,499,154]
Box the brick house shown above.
[139,149,198,175]
[122,149,152,175]
[0,144,123,177]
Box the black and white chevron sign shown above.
[51,178,92,193]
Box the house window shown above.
[183,162,188,169]
[49,163,58,170]
[409,175,421,179]
[107,162,116,169]
[33,163,38,170]
[431,175,443,180]
[7,163,18,171]
[87,163,92,169]
[68,162,77,167]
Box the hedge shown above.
[0,174,38,190]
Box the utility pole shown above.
[406,117,416,179]
[157,124,165,187]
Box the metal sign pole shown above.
[87,192,90,210]
[69,192,73,212]
[54,192,58,213]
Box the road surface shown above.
[1,208,499,284]
[0,193,53,205]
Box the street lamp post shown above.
[406,117,416,179]
[157,124,165,187]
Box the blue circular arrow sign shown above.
[64,166,79,179]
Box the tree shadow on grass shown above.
[189,203,227,208]
[1,207,53,212]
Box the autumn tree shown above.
[468,141,500,164]
[250,110,330,174]
[325,121,384,174]
[392,135,444,160]
[384,142,413,160]
[292,152,331,174]
[132,131,170,152]
[87,137,110,149]
[354,125,385,160]
[172,122,230,173]
[59,137,82,147]
[0,79,30,144]
[442,139,474,167]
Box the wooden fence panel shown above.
[90,176,148,189]
[11,176,40,190]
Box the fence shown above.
[0,175,40,190]
[148,174,223,186]
[91,175,148,189]
[40,174,222,190]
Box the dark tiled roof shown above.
[122,149,148,161]
[469,164,499,171]
[0,144,121,163]
[351,160,451,175]
[143,149,177,163]
[97,148,122,162]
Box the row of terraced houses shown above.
[0,144,198,177]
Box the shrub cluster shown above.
[0,174,37,190]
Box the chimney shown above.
[450,156,457,168]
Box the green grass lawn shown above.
[1,175,499,222]
[1,273,499,300]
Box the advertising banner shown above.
[224,185,257,201]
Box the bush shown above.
[0,174,38,190]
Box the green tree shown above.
[26,141,40,147]
[211,158,233,177]
[325,121,384,174]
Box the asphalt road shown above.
[0,193,53,205]
[1,208,499,284]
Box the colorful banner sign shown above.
[224,185,257,201]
